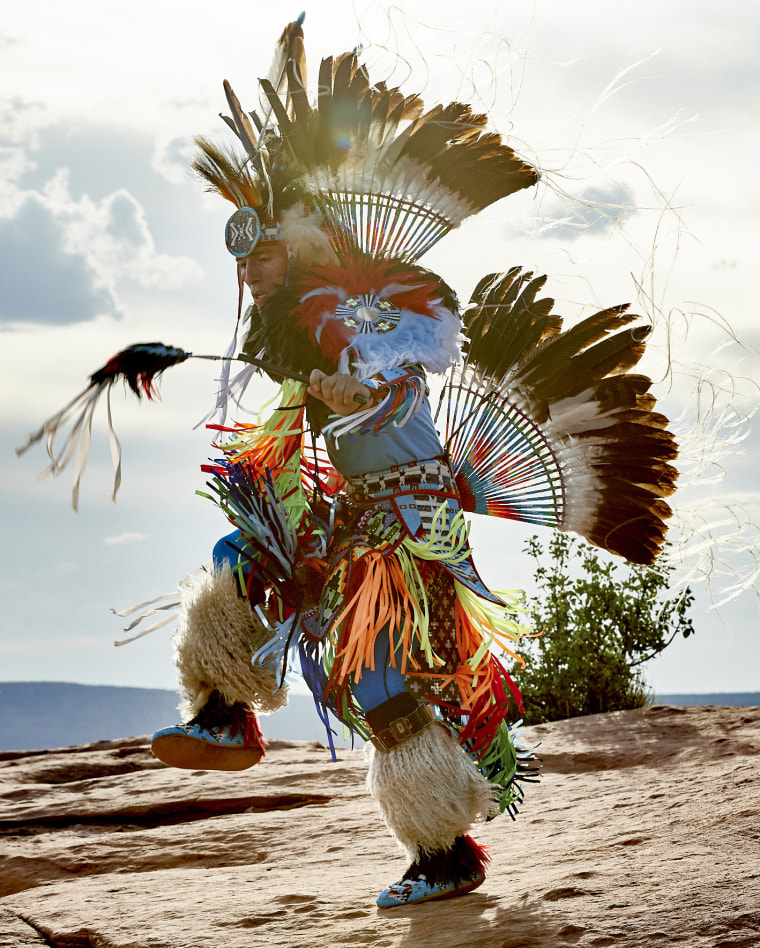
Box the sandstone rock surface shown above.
[1,705,758,947]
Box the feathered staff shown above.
[16,343,310,511]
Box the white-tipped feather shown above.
[260,15,306,126]
[547,391,620,433]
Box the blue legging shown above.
[213,530,247,572]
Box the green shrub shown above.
[511,533,694,724]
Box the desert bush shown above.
[512,533,694,724]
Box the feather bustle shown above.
[445,268,679,564]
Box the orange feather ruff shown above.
[293,256,445,362]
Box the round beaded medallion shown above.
[334,295,401,334]
[225,206,261,258]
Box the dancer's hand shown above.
[308,370,374,416]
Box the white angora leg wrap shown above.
[174,565,288,718]
[366,721,496,860]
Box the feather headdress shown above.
[210,19,538,263]
[258,53,538,259]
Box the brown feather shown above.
[286,58,311,123]
[463,268,560,381]
[223,80,261,163]
[264,17,307,119]
[259,77,293,135]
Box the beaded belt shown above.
[345,457,456,503]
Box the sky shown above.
[1,0,758,701]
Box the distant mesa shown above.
[0,682,359,752]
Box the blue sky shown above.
[1,0,758,698]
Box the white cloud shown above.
[104,532,149,546]
[60,181,203,291]
[151,133,197,186]
[533,182,637,241]
[0,92,206,326]
[0,143,35,196]
[0,95,49,151]
[0,157,204,324]
[0,191,117,324]
[0,97,53,209]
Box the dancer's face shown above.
[238,242,289,307]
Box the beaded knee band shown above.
[367,696,436,752]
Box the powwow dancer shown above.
[18,18,679,908]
